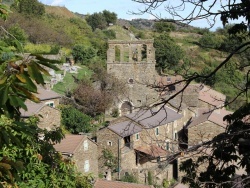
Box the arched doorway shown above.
[120,101,133,115]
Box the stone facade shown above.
[37,105,61,130]
[106,40,159,115]
[72,138,99,177]
[188,121,225,147]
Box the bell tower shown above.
[107,40,159,116]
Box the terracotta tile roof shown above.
[198,85,226,107]
[94,179,152,188]
[126,107,183,129]
[135,145,169,157]
[188,108,232,128]
[20,102,44,117]
[37,86,61,100]
[108,121,142,138]
[53,134,87,154]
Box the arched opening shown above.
[141,44,147,61]
[115,45,121,62]
[120,101,133,115]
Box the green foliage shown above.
[61,105,94,134]
[12,0,45,16]
[121,173,138,183]
[72,44,97,64]
[3,24,27,49]
[85,12,107,31]
[198,32,223,49]
[162,179,176,188]
[86,10,117,31]
[154,21,176,33]
[102,10,117,25]
[103,29,116,39]
[101,149,117,171]
[147,171,153,185]
[111,108,119,118]
[154,33,184,71]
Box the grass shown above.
[52,64,92,95]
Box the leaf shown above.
[0,75,7,85]
[36,63,50,76]
[31,54,60,71]
[16,72,37,93]
[9,95,27,111]
[0,85,9,105]
[13,84,40,103]
[27,62,44,84]
[16,74,26,83]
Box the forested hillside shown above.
[1,0,247,112]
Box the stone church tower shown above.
[107,39,159,116]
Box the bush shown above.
[61,105,94,134]
[121,173,138,183]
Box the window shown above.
[157,157,161,163]
[45,101,54,107]
[83,140,88,151]
[135,133,140,140]
[107,141,112,146]
[174,131,178,140]
[155,127,159,136]
[84,160,89,172]
[128,78,134,84]
[166,141,170,150]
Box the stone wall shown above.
[96,127,122,174]
[188,121,225,147]
[106,40,159,115]
[37,105,61,130]
[73,138,99,177]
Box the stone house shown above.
[185,108,232,147]
[53,134,98,177]
[20,86,61,130]
[97,106,184,183]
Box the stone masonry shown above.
[106,40,159,115]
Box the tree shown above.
[85,12,107,31]
[61,105,94,134]
[154,33,184,72]
[11,0,45,17]
[132,0,250,186]
[102,10,117,25]
[0,3,92,187]
[153,21,176,33]
[3,24,27,49]
[72,44,97,64]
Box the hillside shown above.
[45,5,77,18]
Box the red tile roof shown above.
[94,179,152,188]
[135,145,169,157]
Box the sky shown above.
[38,0,226,30]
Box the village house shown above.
[53,134,99,177]
[20,86,61,130]
[97,106,185,183]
